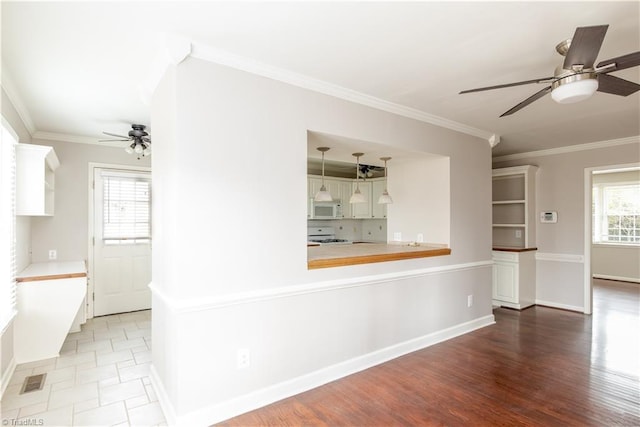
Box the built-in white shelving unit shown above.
[491,165,538,310]
[492,165,537,249]
[16,144,59,216]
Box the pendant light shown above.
[378,156,393,204]
[314,147,333,202]
[349,152,367,204]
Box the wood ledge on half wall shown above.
[307,243,451,269]
[492,247,538,252]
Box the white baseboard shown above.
[0,356,17,399]
[593,274,640,284]
[154,314,495,426]
[535,299,584,313]
[149,365,177,427]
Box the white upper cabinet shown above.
[371,179,387,219]
[16,144,59,216]
[308,177,342,202]
[307,175,388,219]
[351,181,372,218]
[340,181,352,219]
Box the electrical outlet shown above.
[237,348,250,369]
[515,230,522,239]
[393,232,402,241]
[417,233,424,243]
[467,295,473,307]
[48,249,57,260]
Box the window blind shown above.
[0,119,17,331]
[102,171,151,244]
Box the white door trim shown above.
[87,162,151,318]
[583,161,640,315]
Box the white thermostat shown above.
[540,211,558,223]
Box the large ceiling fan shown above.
[460,25,640,117]
[100,124,151,159]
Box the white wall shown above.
[592,245,640,283]
[29,139,150,264]
[388,156,449,245]
[1,87,32,394]
[493,141,640,310]
[150,58,493,425]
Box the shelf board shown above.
[493,224,525,228]
[492,200,525,205]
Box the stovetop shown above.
[309,238,352,245]
[308,226,353,245]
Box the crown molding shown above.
[189,41,496,144]
[492,135,640,163]
[139,33,191,105]
[1,66,37,136]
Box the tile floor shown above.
[1,310,166,426]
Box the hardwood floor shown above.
[220,280,640,426]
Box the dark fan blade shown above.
[460,77,553,94]
[597,51,640,72]
[597,73,640,96]
[563,25,608,69]
[500,86,552,117]
[103,131,131,139]
[99,139,129,142]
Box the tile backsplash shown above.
[307,219,387,242]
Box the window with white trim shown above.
[102,171,151,245]
[593,182,640,245]
[0,119,17,331]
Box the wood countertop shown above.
[17,261,87,283]
[492,247,538,252]
[308,243,451,269]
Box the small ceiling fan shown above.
[100,124,151,159]
[460,25,640,117]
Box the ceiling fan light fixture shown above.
[551,72,598,104]
[125,143,135,154]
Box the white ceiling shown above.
[2,2,639,157]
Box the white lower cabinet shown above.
[492,250,536,310]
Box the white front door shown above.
[93,168,151,316]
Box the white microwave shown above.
[310,200,343,219]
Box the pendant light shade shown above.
[350,152,367,204]
[378,156,393,204]
[314,147,333,202]
[350,187,367,204]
